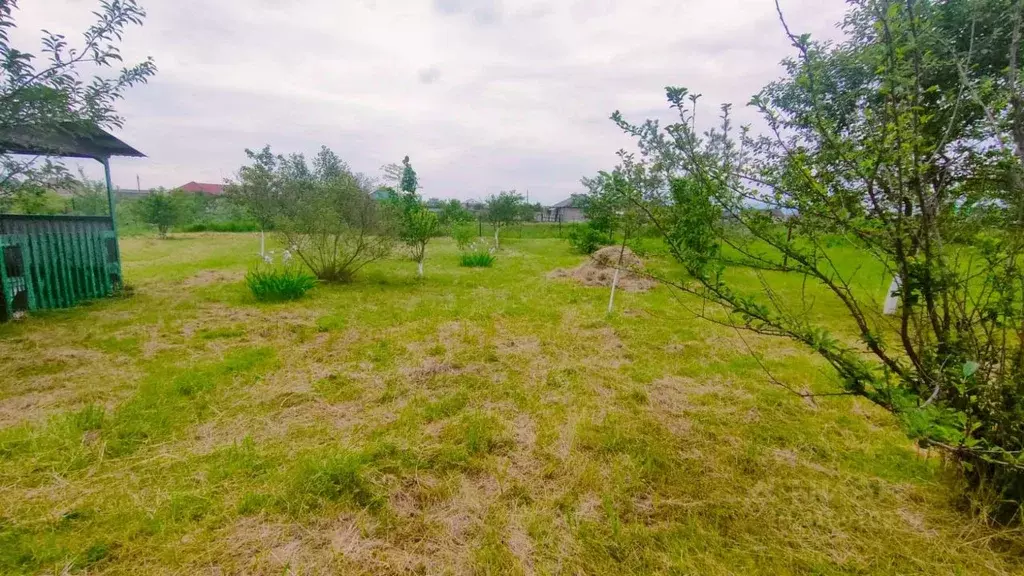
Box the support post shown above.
[101,156,121,263]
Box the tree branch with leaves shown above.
[606,0,1024,517]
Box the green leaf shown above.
[962,361,979,379]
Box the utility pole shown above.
[136,174,141,195]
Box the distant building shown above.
[115,188,156,199]
[176,181,227,195]
[371,187,397,202]
[462,199,486,214]
[545,196,586,223]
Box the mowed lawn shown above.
[1,233,1022,575]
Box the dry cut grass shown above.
[0,233,1022,575]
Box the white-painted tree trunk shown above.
[883,275,901,315]
[417,259,424,278]
[259,228,266,257]
[608,267,621,314]
[494,226,500,248]
[608,239,628,314]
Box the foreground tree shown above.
[0,0,155,202]
[609,0,1024,517]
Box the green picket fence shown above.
[0,215,121,320]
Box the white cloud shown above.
[9,0,847,202]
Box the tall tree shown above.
[0,0,156,202]
[400,155,418,194]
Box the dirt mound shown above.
[548,246,655,292]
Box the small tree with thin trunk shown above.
[226,146,279,256]
[136,189,180,238]
[391,156,441,278]
[583,167,645,313]
[401,206,441,278]
[485,190,524,248]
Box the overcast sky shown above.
[12,0,847,203]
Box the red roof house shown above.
[177,181,226,195]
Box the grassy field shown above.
[1,233,1022,575]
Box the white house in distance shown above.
[544,196,586,222]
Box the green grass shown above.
[0,232,1021,574]
[245,263,317,302]
[459,250,496,267]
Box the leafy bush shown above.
[438,198,472,228]
[567,223,611,254]
[459,252,495,268]
[134,190,182,238]
[246,253,316,302]
[234,146,395,282]
[451,223,476,249]
[459,242,496,267]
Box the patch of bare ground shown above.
[0,346,140,426]
[401,356,464,385]
[180,269,245,288]
[437,320,487,349]
[577,492,601,521]
[648,376,756,431]
[507,514,536,575]
[222,514,440,574]
[496,334,542,357]
[553,414,578,462]
[218,517,345,574]
[188,390,363,457]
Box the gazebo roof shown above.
[0,122,144,160]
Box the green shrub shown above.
[246,257,316,302]
[459,252,495,267]
[451,223,476,249]
[567,223,612,254]
[459,242,495,268]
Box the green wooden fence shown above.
[0,215,121,321]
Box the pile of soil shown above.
[548,246,656,292]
